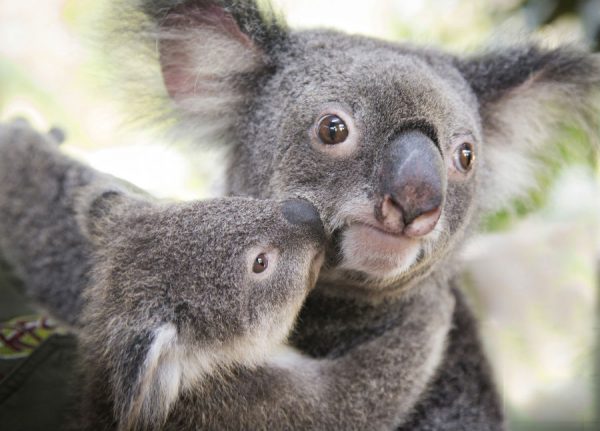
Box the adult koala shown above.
[110,0,600,429]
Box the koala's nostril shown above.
[403,206,442,238]
[282,199,325,240]
[379,194,442,237]
[393,186,443,228]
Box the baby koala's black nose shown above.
[281,199,325,242]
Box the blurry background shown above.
[1,0,599,429]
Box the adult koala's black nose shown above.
[282,199,325,242]
[378,130,445,237]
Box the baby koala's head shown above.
[77,189,325,428]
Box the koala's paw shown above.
[9,117,31,128]
[0,118,65,159]
[3,117,66,140]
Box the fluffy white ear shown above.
[457,46,600,213]
[114,324,182,431]
[115,0,287,146]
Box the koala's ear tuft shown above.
[112,324,182,430]
[456,45,600,212]
[136,0,287,144]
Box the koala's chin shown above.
[320,223,444,295]
[339,224,422,278]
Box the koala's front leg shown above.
[0,120,94,326]
[315,281,455,429]
[397,285,505,430]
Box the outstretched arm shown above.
[0,120,144,326]
[78,279,452,431]
[165,281,454,430]
[0,120,96,325]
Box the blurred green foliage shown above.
[515,0,600,50]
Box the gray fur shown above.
[119,1,600,429]
[77,192,328,430]
[0,121,455,430]
[0,121,106,325]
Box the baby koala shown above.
[77,189,327,430]
[77,189,453,431]
[0,121,454,430]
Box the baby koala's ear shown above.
[76,186,136,245]
[111,324,182,430]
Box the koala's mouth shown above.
[329,221,423,280]
[347,222,420,255]
[353,222,409,240]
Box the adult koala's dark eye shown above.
[454,142,475,173]
[317,115,349,145]
[252,253,269,273]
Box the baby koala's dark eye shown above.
[455,142,475,173]
[317,114,348,145]
[252,253,269,273]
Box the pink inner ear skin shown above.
[158,4,256,101]
[159,49,193,100]
[201,4,255,48]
